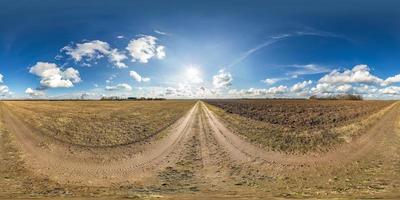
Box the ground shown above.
[0,100,399,199]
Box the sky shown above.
[1,0,400,99]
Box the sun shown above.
[186,67,199,79]
[185,65,203,84]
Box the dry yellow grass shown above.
[3,100,195,147]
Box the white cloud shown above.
[29,62,81,88]
[154,30,168,35]
[267,85,288,94]
[384,74,400,85]
[308,64,400,97]
[379,86,400,95]
[319,64,383,85]
[227,86,288,97]
[0,74,11,97]
[291,80,313,92]
[129,71,150,82]
[311,83,337,94]
[227,29,349,68]
[62,40,128,68]
[25,88,45,98]
[213,69,233,88]
[126,35,166,63]
[353,85,377,94]
[62,40,110,62]
[262,78,280,85]
[235,88,267,96]
[289,64,331,76]
[336,84,353,93]
[105,83,132,91]
[117,35,125,39]
[0,85,10,96]
[157,84,217,98]
[156,46,166,59]
[311,83,354,94]
[108,49,128,68]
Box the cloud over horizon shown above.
[29,62,81,89]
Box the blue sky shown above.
[1,0,400,99]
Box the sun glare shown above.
[185,65,203,83]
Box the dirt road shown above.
[1,101,400,198]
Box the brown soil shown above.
[205,99,394,152]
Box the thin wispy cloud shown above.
[154,29,168,36]
[287,64,332,77]
[228,29,351,69]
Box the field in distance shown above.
[205,99,394,153]
[2,100,195,147]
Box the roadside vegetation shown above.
[3,100,195,147]
[205,99,394,153]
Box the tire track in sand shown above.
[0,102,200,186]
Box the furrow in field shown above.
[201,101,400,166]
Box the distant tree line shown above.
[309,94,363,100]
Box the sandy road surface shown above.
[1,100,400,198]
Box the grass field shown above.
[3,100,195,147]
[205,99,394,153]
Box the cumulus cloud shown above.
[29,62,81,88]
[0,85,10,96]
[158,84,217,98]
[126,35,166,63]
[318,64,383,85]
[227,86,288,98]
[230,88,267,96]
[308,64,400,98]
[105,83,132,91]
[62,40,128,68]
[384,74,400,85]
[311,83,355,94]
[108,49,128,68]
[311,83,338,94]
[0,73,11,97]
[25,88,45,98]
[336,84,353,93]
[129,71,150,82]
[353,85,378,94]
[213,69,233,88]
[379,86,400,95]
[291,80,312,92]
[62,40,110,62]
[267,85,288,94]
